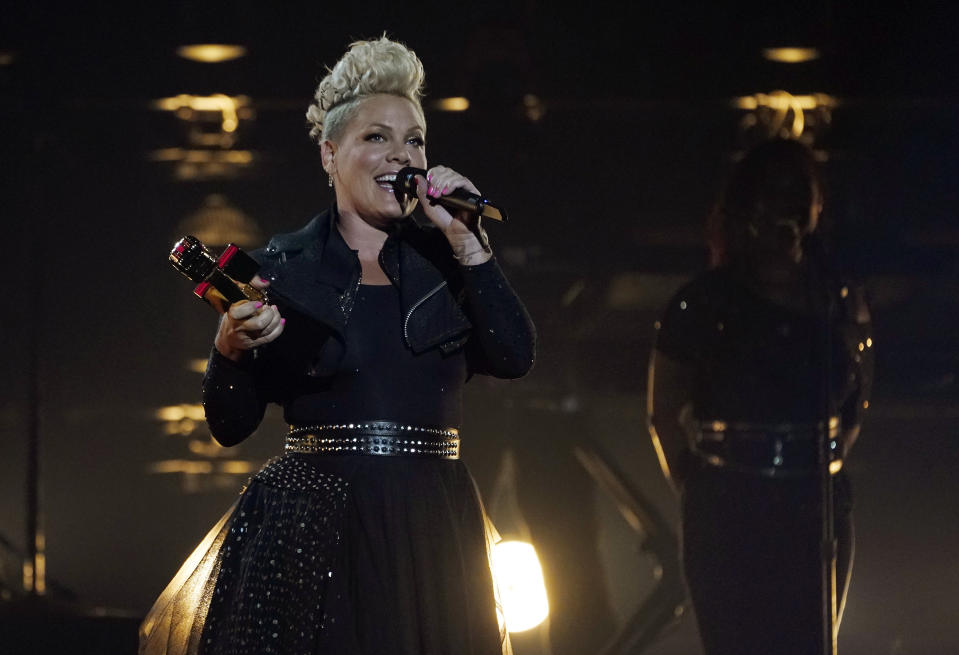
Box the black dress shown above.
[654,268,872,655]
[140,211,534,655]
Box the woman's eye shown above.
[365,133,385,142]
[408,136,425,147]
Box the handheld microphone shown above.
[169,235,266,314]
[392,167,508,222]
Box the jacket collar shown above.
[255,206,358,335]
[256,206,471,350]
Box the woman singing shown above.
[647,139,872,654]
[141,35,533,655]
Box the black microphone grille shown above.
[392,167,427,196]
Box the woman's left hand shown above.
[415,166,492,265]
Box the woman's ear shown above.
[320,140,336,176]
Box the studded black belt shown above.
[285,422,460,459]
[694,418,842,477]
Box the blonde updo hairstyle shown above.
[306,35,426,145]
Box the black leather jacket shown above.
[202,206,535,445]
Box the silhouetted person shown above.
[648,139,873,654]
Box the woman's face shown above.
[323,94,427,228]
[751,213,814,265]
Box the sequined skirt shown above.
[140,453,510,655]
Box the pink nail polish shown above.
[281,318,286,325]
[255,302,263,308]
[442,185,449,194]
[428,185,435,196]
[427,172,433,181]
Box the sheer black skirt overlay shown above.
[140,454,509,655]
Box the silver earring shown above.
[328,175,333,188]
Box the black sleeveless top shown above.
[283,283,467,428]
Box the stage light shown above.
[148,459,261,477]
[188,439,226,457]
[163,419,197,435]
[176,44,247,63]
[188,358,210,373]
[22,534,46,594]
[492,540,549,632]
[522,94,546,122]
[218,460,258,474]
[433,97,470,112]
[154,94,249,134]
[149,149,254,164]
[149,460,215,474]
[175,194,262,247]
[733,91,837,139]
[762,47,820,64]
[155,404,206,422]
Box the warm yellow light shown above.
[829,460,843,475]
[153,94,250,135]
[155,403,206,422]
[763,47,820,64]
[176,44,247,63]
[149,460,214,474]
[188,439,225,456]
[35,552,46,594]
[522,94,546,122]
[150,148,254,165]
[218,460,259,474]
[433,97,470,112]
[188,358,210,373]
[492,541,549,632]
[731,91,837,139]
[22,561,33,593]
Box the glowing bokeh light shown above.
[188,358,210,373]
[762,47,820,64]
[492,540,549,632]
[176,44,247,63]
[433,97,470,112]
[155,403,206,422]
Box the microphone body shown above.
[392,167,508,222]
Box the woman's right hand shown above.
[214,277,285,362]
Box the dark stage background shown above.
[2,1,958,653]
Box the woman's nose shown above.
[388,145,411,164]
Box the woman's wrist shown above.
[214,338,245,363]
[453,247,493,266]
[447,226,492,266]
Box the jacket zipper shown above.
[404,280,448,347]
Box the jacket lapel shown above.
[257,209,360,337]
[256,208,471,354]
[393,225,472,353]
